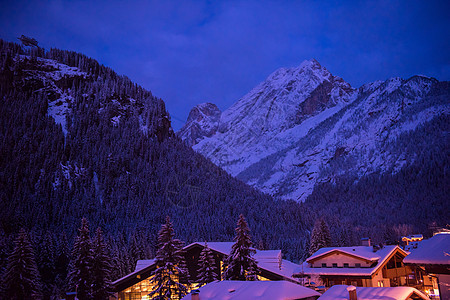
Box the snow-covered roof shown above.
[318,285,428,300]
[402,234,423,240]
[134,259,156,272]
[307,246,383,263]
[114,242,302,287]
[255,249,282,260]
[403,233,450,265]
[181,280,320,300]
[301,246,406,276]
[186,242,301,281]
[186,242,234,256]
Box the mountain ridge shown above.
[179,59,449,202]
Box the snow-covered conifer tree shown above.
[68,218,93,299]
[148,216,189,300]
[308,217,332,256]
[197,242,217,286]
[54,232,70,297]
[223,214,258,281]
[2,228,42,299]
[92,228,112,300]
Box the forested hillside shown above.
[0,40,447,299]
[0,40,312,298]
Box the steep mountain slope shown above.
[0,40,314,286]
[177,102,221,146]
[179,60,449,202]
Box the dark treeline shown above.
[0,39,448,299]
[0,40,310,298]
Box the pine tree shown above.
[2,228,42,299]
[308,217,332,256]
[92,228,112,300]
[223,214,258,281]
[38,231,56,300]
[68,218,93,300]
[54,232,70,298]
[197,242,217,286]
[148,216,189,300]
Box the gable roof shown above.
[318,285,428,300]
[184,241,234,255]
[403,233,450,266]
[306,246,382,263]
[111,259,157,292]
[112,241,302,290]
[300,246,408,277]
[134,259,156,272]
[181,280,320,300]
[184,242,301,281]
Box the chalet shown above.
[297,239,423,289]
[402,234,424,251]
[181,280,321,300]
[318,285,428,300]
[112,242,303,300]
[404,233,450,299]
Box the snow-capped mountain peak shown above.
[179,60,449,202]
[177,102,221,146]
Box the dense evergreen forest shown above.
[0,40,447,298]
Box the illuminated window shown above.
[118,278,154,300]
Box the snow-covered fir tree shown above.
[37,231,56,299]
[197,242,217,286]
[223,214,259,281]
[176,241,191,291]
[2,228,42,299]
[148,216,189,300]
[54,232,70,298]
[92,228,112,300]
[309,217,332,256]
[68,218,93,299]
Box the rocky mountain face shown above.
[177,102,221,146]
[179,59,450,202]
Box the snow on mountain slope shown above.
[179,60,450,202]
[16,55,154,136]
[177,102,221,146]
[18,56,88,135]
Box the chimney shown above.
[361,237,371,247]
[347,285,357,300]
[191,289,200,300]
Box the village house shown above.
[402,234,424,251]
[111,242,303,300]
[296,238,426,290]
[403,233,450,299]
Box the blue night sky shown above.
[1,0,449,129]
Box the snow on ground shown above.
[319,285,428,300]
[181,280,320,300]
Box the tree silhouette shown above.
[223,214,258,281]
[2,229,42,299]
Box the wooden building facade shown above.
[112,242,302,300]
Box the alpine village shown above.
[0,27,449,300]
